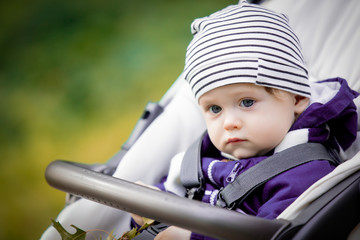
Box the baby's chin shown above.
[230,148,271,160]
[230,151,256,160]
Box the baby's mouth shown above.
[227,138,246,144]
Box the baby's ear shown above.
[294,95,310,115]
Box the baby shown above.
[133,1,358,239]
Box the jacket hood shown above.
[291,78,359,152]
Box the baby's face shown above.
[198,83,306,159]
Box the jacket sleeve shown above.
[255,160,336,219]
[190,232,218,240]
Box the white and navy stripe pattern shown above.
[183,0,310,101]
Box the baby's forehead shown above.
[206,82,268,94]
[198,83,265,102]
[198,83,294,104]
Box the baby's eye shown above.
[240,99,255,108]
[209,105,222,114]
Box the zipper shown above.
[226,162,243,183]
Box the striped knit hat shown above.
[184,0,310,101]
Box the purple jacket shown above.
[190,78,358,240]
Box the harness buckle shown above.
[187,187,201,200]
[216,188,229,208]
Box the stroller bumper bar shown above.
[45,160,287,240]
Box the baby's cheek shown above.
[255,124,284,146]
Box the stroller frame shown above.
[44,0,360,239]
[45,86,360,239]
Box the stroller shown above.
[41,0,360,239]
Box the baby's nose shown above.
[224,113,242,130]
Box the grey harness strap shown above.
[180,133,205,199]
[217,142,338,209]
[180,136,338,209]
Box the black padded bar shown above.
[45,160,286,240]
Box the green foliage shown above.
[52,217,155,240]
[52,219,86,240]
[0,0,236,239]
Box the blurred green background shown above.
[0,0,236,239]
